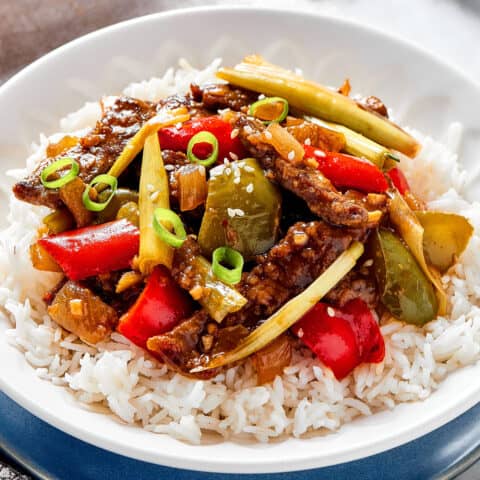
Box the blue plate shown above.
[0,391,479,479]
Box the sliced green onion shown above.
[152,207,187,248]
[187,131,219,167]
[212,246,244,284]
[249,96,289,124]
[40,157,79,189]
[82,174,118,212]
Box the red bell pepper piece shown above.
[303,145,388,193]
[387,167,410,195]
[38,219,139,281]
[118,266,193,349]
[158,116,246,162]
[291,299,385,379]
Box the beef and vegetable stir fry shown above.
[14,55,473,383]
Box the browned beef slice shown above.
[227,112,374,228]
[190,83,258,112]
[13,96,158,208]
[148,220,366,373]
[273,157,371,227]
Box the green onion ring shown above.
[212,246,244,285]
[186,131,219,167]
[82,174,118,212]
[152,208,187,248]
[249,97,289,124]
[40,157,80,189]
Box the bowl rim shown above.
[1,5,480,474]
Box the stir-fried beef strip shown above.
[14,97,158,209]
[147,220,368,373]
[190,83,258,113]
[272,157,373,228]
[225,112,378,228]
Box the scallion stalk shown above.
[138,133,172,273]
[217,56,420,157]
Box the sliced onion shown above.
[262,122,304,163]
[178,164,208,212]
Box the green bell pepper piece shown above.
[198,158,281,260]
[372,228,438,326]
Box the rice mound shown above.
[1,60,480,445]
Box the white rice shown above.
[1,60,480,445]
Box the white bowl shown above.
[1,6,480,474]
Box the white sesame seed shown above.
[230,128,240,139]
[258,94,266,100]
[230,152,239,161]
[238,161,246,168]
[225,168,231,175]
[297,328,304,338]
[314,149,326,157]
[287,150,295,161]
[233,177,241,184]
[246,183,254,193]
[235,209,245,217]
[150,191,160,202]
[233,167,241,177]
[227,208,236,218]
[264,131,273,140]
[164,164,175,171]
[305,138,312,146]
[146,183,155,193]
[244,165,254,173]
[244,125,253,134]
[363,259,374,267]
[327,307,335,317]
[223,158,230,165]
